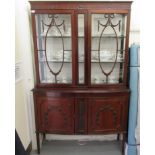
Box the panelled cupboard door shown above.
[88,97,126,134]
[36,97,74,134]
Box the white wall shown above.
[15,0,140,150]
[130,0,140,45]
[15,0,36,150]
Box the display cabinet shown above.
[30,1,132,154]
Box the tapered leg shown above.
[43,133,46,140]
[36,132,40,154]
[121,133,126,155]
[117,133,120,141]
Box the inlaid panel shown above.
[88,97,126,133]
[36,97,74,133]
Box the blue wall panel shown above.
[127,44,140,155]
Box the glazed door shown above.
[33,10,76,86]
[88,97,125,134]
[90,13,128,85]
[36,97,74,134]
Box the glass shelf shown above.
[91,60,124,63]
[38,60,110,63]
[39,60,72,63]
[91,81,119,84]
[91,49,125,52]
[91,35,126,38]
[37,35,72,38]
[41,80,72,84]
[37,49,72,52]
[78,35,126,38]
[37,34,126,38]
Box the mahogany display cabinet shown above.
[29,1,132,154]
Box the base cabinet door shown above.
[36,97,74,134]
[88,97,126,134]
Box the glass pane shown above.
[78,14,85,84]
[91,14,127,84]
[35,14,72,84]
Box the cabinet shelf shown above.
[37,49,72,52]
[39,60,124,63]
[91,49,125,52]
[91,34,126,38]
[37,35,72,38]
[91,60,124,63]
[39,60,72,63]
[37,34,126,39]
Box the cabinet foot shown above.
[121,133,126,155]
[36,132,40,154]
[43,133,46,140]
[117,133,120,141]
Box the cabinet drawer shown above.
[36,97,74,134]
[88,97,127,134]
